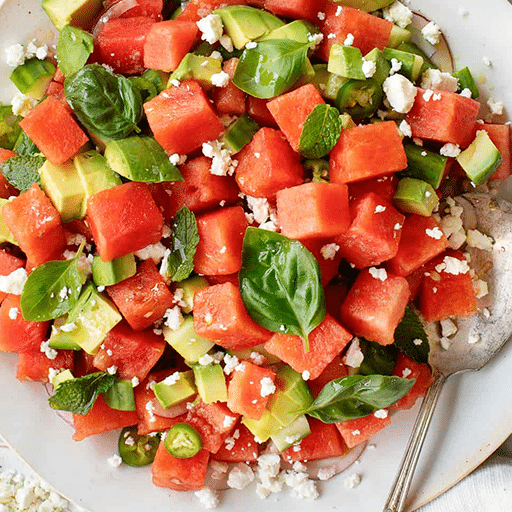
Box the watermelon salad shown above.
[0,0,508,508]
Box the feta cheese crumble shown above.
[343,338,364,368]
[383,1,413,28]
[211,70,230,87]
[107,454,123,468]
[343,33,354,46]
[344,472,362,488]
[421,69,459,92]
[487,98,504,116]
[383,74,417,114]
[435,255,470,275]
[320,243,339,260]
[196,14,223,45]
[399,119,412,138]
[421,21,442,45]
[195,487,220,509]
[259,376,276,397]
[202,140,237,176]
[361,58,376,78]
[440,143,461,157]
[369,267,388,282]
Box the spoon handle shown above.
[382,368,447,512]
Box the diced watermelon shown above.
[86,182,164,262]
[419,250,477,321]
[282,417,346,462]
[72,394,139,441]
[391,353,434,410]
[106,260,174,331]
[406,88,481,148]
[227,361,276,420]
[16,349,74,382]
[330,121,407,184]
[317,2,393,62]
[471,123,511,180]
[335,192,405,269]
[386,214,449,277]
[194,206,248,276]
[276,182,350,239]
[144,81,224,156]
[336,411,391,448]
[267,84,325,151]
[74,351,98,378]
[265,0,326,23]
[246,97,279,128]
[193,282,272,350]
[143,20,198,72]
[212,58,247,116]
[103,0,163,19]
[92,320,166,380]
[152,442,210,490]
[18,96,88,166]
[0,250,25,304]
[176,0,246,21]
[300,237,343,286]
[340,268,410,346]
[264,314,352,380]
[348,174,398,203]
[2,183,67,267]
[212,422,260,462]
[96,16,156,75]
[307,354,348,397]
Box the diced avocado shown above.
[169,54,222,90]
[453,66,480,99]
[73,150,122,202]
[0,105,22,150]
[387,25,412,49]
[10,58,56,100]
[364,48,391,86]
[323,71,348,102]
[0,199,18,246]
[64,282,122,354]
[397,42,437,73]
[56,25,94,77]
[48,315,82,350]
[41,0,103,31]
[382,48,424,82]
[174,276,209,314]
[400,144,449,189]
[242,409,282,442]
[214,5,285,50]
[92,254,137,287]
[456,130,503,185]
[393,177,439,216]
[163,315,215,363]
[39,160,86,222]
[51,369,74,389]
[153,370,196,409]
[328,44,366,80]
[268,392,300,427]
[334,0,394,12]
[221,113,260,153]
[104,379,136,411]
[257,20,318,44]
[270,414,311,452]
[192,364,228,404]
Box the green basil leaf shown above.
[167,206,200,282]
[239,227,325,350]
[394,306,430,364]
[298,104,343,159]
[21,243,85,321]
[304,374,415,423]
[358,339,398,376]
[64,63,143,140]
[0,155,44,192]
[49,371,117,415]
[56,25,94,77]
[232,39,312,99]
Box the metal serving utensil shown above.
[383,192,512,512]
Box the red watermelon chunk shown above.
[246,97,279,128]
[406,88,481,148]
[16,349,74,382]
[212,423,260,463]
[340,268,410,346]
[335,192,405,269]
[348,174,399,203]
[0,250,25,304]
[336,411,391,448]
[103,0,163,19]
[265,0,327,23]
[212,58,247,116]
[392,353,434,410]
[307,354,348,398]
[176,0,246,21]
[300,237,344,286]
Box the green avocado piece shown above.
[328,44,366,80]
[242,409,282,443]
[10,58,56,99]
[104,379,136,411]
[214,5,285,50]
[48,315,82,350]
[56,25,94,77]
[270,414,311,452]
[51,369,74,388]
[42,0,103,31]
[153,370,196,409]
[169,54,222,90]
[257,20,318,44]
[334,0,395,11]
[393,177,439,216]
[91,253,137,287]
[174,276,209,314]
[193,364,228,404]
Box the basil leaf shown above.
[232,39,312,99]
[304,374,415,423]
[298,104,343,159]
[239,227,325,350]
[358,339,398,376]
[0,155,44,192]
[394,306,430,364]
[20,243,85,321]
[167,206,200,282]
[49,371,117,415]
[56,25,94,77]
[64,64,143,140]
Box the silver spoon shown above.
[383,192,512,512]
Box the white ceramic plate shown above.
[1,1,512,511]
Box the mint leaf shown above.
[298,104,343,159]
[304,374,415,423]
[0,155,44,192]
[394,306,430,364]
[20,242,85,321]
[167,206,199,282]
[49,372,117,415]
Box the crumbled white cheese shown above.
[466,229,494,250]
[219,35,234,53]
[307,32,324,47]
[421,69,459,92]
[198,353,215,366]
[7,307,18,320]
[162,306,183,330]
[107,454,123,468]
[343,33,354,46]
[440,318,458,338]
[382,1,413,28]
[202,140,237,176]
[344,472,362,488]
[435,255,470,275]
[107,365,117,375]
[421,21,442,45]
[245,41,258,50]
[439,143,461,157]
[320,243,339,260]
[374,409,389,419]
[482,56,492,67]
[402,367,412,378]
[196,14,223,45]
[487,98,504,116]
[169,153,187,166]
[134,242,167,264]
[227,463,255,490]
[163,371,181,386]
[383,74,417,114]
[399,119,412,138]
[131,376,140,388]
[460,88,473,98]
[40,341,58,361]
[223,354,240,375]
[260,376,276,397]
[317,466,337,481]
[344,337,364,368]
[5,43,25,66]
[389,57,403,76]
[317,12,326,21]
[425,226,443,240]
[440,336,452,350]
[211,70,230,87]
[301,370,310,381]
[361,58,376,78]
[473,278,489,299]
[369,267,388,282]
[468,332,481,344]
[283,468,319,500]
[374,205,387,213]
[195,487,220,509]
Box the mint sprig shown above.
[0,155,44,192]
[298,104,343,159]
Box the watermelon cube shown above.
[336,411,391,448]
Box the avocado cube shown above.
[92,254,137,287]
[257,20,318,44]
[153,370,196,409]
[393,177,439,216]
[51,369,75,389]
[270,414,311,452]
[275,365,314,407]
[169,54,222,90]
[174,276,209,314]
[10,58,56,100]
[48,315,82,350]
[193,364,228,404]
[328,44,366,80]
[242,409,283,443]
[42,0,103,31]
[104,379,136,411]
